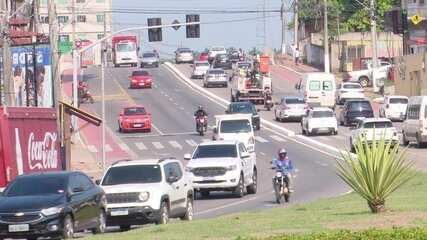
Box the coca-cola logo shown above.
[27,132,58,170]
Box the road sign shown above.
[171,20,180,30]
[410,14,423,25]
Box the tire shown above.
[402,132,409,146]
[359,76,369,87]
[416,133,424,148]
[156,201,169,225]
[284,193,290,203]
[246,168,257,194]
[61,215,74,239]
[350,140,355,153]
[119,225,131,231]
[224,84,228,88]
[92,209,106,234]
[200,190,210,198]
[233,173,245,198]
[340,120,344,126]
[180,198,194,221]
[302,128,306,135]
[118,122,122,133]
[333,130,338,135]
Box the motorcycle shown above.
[273,171,291,203]
[264,93,273,111]
[78,82,94,104]
[195,116,208,136]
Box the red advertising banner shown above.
[0,107,62,188]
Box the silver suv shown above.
[100,158,194,230]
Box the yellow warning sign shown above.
[411,14,423,25]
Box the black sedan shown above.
[226,102,261,130]
[213,54,232,70]
[0,172,106,239]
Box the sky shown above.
[112,0,294,56]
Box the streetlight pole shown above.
[370,0,379,92]
[101,43,106,172]
[281,0,287,54]
[324,0,330,73]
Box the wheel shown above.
[333,130,338,135]
[416,133,424,148]
[284,193,290,202]
[350,139,355,153]
[180,198,194,221]
[246,168,257,194]
[402,132,409,146]
[156,201,169,225]
[224,84,228,88]
[307,130,312,136]
[340,120,344,126]
[92,209,106,234]
[118,122,122,133]
[119,225,131,231]
[359,76,369,87]
[114,64,119,68]
[233,173,245,198]
[302,128,306,135]
[61,215,74,239]
[200,190,210,198]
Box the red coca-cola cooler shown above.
[0,107,63,188]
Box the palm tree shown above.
[336,136,415,213]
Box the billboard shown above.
[11,44,53,107]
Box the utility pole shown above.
[294,0,298,47]
[1,0,13,106]
[402,0,409,55]
[281,0,287,54]
[101,44,106,173]
[324,0,330,73]
[370,0,379,92]
[71,0,76,42]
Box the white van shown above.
[402,96,427,148]
[297,72,336,108]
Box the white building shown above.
[39,0,112,65]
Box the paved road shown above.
[172,63,427,170]
[80,63,347,220]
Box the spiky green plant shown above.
[336,135,415,213]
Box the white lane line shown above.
[105,144,113,152]
[151,123,164,135]
[260,152,266,156]
[201,139,210,142]
[276,64,302,75]
[270,135,287,142]
[169,97,174,101]
[173,102,179,106]
[135,142,147,150]
[255,136,269,143]
[87,145,98,153]
[317,136,331,142]
[169,141,183,149]
[185,139,198,147]
[179,106,185,110]
[152,142,165,149]
[118,143,130,152]
[195,196,257,216]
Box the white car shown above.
[349,118,399,152]
[100,158,194,228]
[336,82,365,105]
[191,61,210,79]
[213,114,255,152]
[379,95,408,121]
[208,46,227,62]
[203,69,228,88]
[402,96,427,148]
[184,140,257,198]
[274,96,308,122]
[301,107,338,136]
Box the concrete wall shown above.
[394,53,427,96]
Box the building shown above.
[393,53,427,96]
[405,0,427,54]
[39,0,112,65]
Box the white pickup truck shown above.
[344,62,392,87]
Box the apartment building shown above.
[39,0,112,65]
[405,0,427,54]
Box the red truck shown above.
[112,35,139,67]
[0,107,63,189]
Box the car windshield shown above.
[179,49,191,53]
[102,165,162,185]
[363,121,393,128]
[117,43,136,52]
[132,71,149,76]
[238,63,251,68]
[285,98,305,104]
[212,47,224,51]
[208,70,225,75]
[343,84,361,89]
[217,54,227,59]
[348,102,372,111]
[124,107,146,115]
[193,145,238,158]
[230,104,254,114]
[143,53,156,58]
[4,175,67,196]
[312,111,333,118]
[196,62,210,67]
[389,98,408,104]
[220,119,252,133]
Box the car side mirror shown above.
[72,187,84,194]
[95,179,101,185]
[167,175,178,183]
[294,83,300,90]
[225,110,230,114]
[184,153,191,160]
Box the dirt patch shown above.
[327,211,427,230]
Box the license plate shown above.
[139,82,144,86]
[8,224,29,232]
[133,124,142,127]
[110,210,129,216]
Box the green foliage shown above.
[336,135,415,213]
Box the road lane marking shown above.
[151,124,165,135]
[169,141,183,149]
[270,135,287,142]
[276,64,302,75]
[179,107,185,110]
[135,142,147,150]
[185,139,198,147]
[152,142,164,149]
[105,144,113,152]
[201,139,210,142]
[195,197,257,216]
[87,145,98,153]
[118,143,130,151]
[260,152,266,156]
[255,136,269,143]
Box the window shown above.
[407,104,421,120]
[346,46,364,62]
[58,16,69,24]
[97,34,105,40]
[124,107,146,115]
[76,0,85,3]
[363,121,393,129]
[171,163,183,180]
[193,145,238,158]
[309,80,321,91]
[389,98,408,104]
[78,174,94,190]
[312,111,334,118]
[238,143,247,155]
[163,163,182,180]
[59,35,70,42]
[102,165,162,185]
[77,15,86,23]
[40,16,49,24]
[323,81,333,91]
[96,14,105,23]
[4,175,68,196]
[285,98,305,104]
[220,119,252,133]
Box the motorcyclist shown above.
[272,148,294,191]
[194,106,208,128]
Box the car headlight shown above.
[225,165,237,171]
[138,192,150,202]
[41,206,63,216]
[248,137,255,145]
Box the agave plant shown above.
[336,135,415,213]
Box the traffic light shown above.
[147,18,162,42]
[384,9,407,34]
[186,14,200,38]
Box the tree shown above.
[336,136,415,213]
